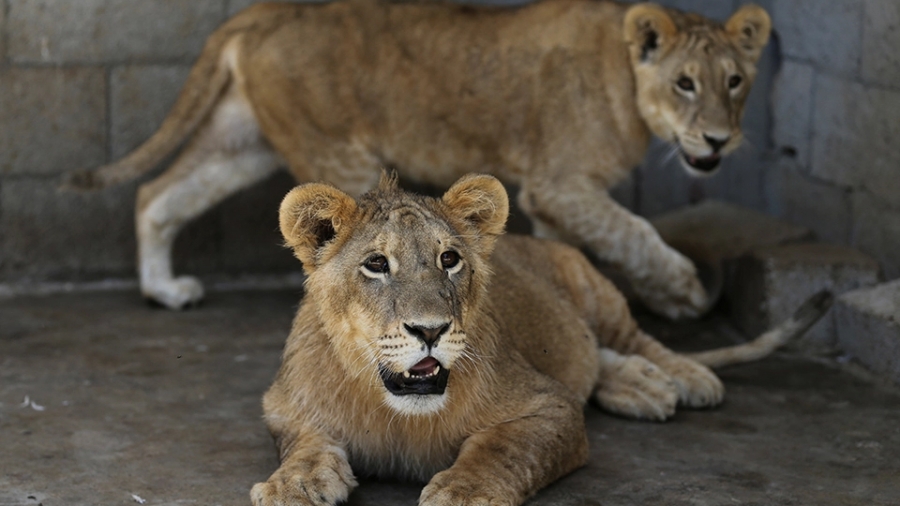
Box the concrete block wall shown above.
[763,0,900,280]
[0,0,897,289]
[0,0,304,285]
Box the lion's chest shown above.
[343,419,463,482]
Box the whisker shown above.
[660,143,681,166]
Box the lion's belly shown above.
[505,298,601,403]
[489,238,604,403]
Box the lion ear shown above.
[725,4,771,62]
[624,3,678,64]
[442,174,509,242]
[279,183,358,271]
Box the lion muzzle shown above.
[379,357,450,396]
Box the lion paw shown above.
[633,253,707,320]
[420,470,516,506]
[141,275,205,310]
[657,355,724,408]
[593,353,679,421]
[250,451,357,506]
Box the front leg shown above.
[420,390,588,506]
[519,175,707,320]
[251,432,357,506]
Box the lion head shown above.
[278,173,509,415]
[624,3,772,177]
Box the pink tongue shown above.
[690,154,721,164]
[410,357,439,374]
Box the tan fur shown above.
[66,0,771,316]
[252,174,826,506]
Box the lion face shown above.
[279,174,509,415]
[314,202,479,415]
[624,3,772,177]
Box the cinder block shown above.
[730,243,881,351]
[655,0,737,21]
[862,0,900,88]
[7,0,225,64]
[0,176,231,284]
[218,172,299,274]
[0,179,136,281]
[637,146,694,218]
[0,5,7,65]
[227,0,312,16]
[810,74,863,189]
[652,200,812,262]
[851,193,900,280]
[811,74,900,204]
[111,65,191,159]
[767,161,853,245]
[836,280,900,383]
[699,149,768,213]
[773,0,862,75]
[171,202,224,277]
[772,61,814,168]
[0,68,106,177]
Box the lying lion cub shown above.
[252,173,829,506]
[67,0,772,319]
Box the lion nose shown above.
[404,323,450,348]
[703,134,730,153]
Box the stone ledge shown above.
[836,280,900,383]
[652,200,813,261]
[729,243,881,351]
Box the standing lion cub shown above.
[67,0,771,319]
[252,173,828,506]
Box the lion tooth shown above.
[402,371,411,378]
[434,366,441,375]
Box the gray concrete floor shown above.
[1,289,899,506]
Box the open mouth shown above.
[682,152,722,173]
[379,357,450,396]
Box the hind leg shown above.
[546,243,724,416]
[137,145,280,309]
[610,330,725,411]
[593,348,678,421]
[136,84,281,309]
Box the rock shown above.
[835,280,900,383]
[729,243,881,351]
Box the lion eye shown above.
[728,75,743,89]
[440,251,460,269]
[676,76,696,92]
[364,255,389,274]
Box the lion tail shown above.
[686,290,834,368]
[60,28,236,192]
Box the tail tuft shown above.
[791,290,834,328]
[686,290,834,368]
